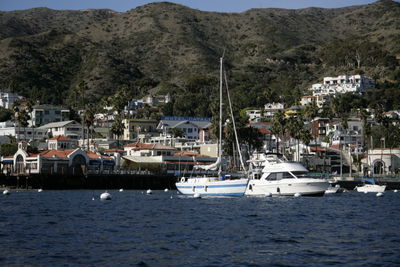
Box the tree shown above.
[169,128,184,138]
[110,115,125,148]
[302,102,319,121]
[0,107,13,122]
[83,104,96,150]
[271,111,286,154]
[111,88,129,116]
[0,143,18,156]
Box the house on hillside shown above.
[38,120,84,140]
[0,121,47,141]
[28,105,70,127]
[311,75,375,96]
[157,116,212,141]
[122,118,158,141]
[264,103,285,119]
[300,95,331,108]
[0,92,23,109]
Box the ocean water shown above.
[1,190,400,266]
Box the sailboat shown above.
[175,57,249,197]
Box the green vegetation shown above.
[0,1,398,119]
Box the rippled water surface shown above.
[1,190,400,266]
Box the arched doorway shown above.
[374,161,384,175]
[71,154,87,175]
[16,155,24,174]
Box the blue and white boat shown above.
[176,175,248,197]
[175,57,248,197]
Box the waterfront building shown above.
[310,74,375,96]
[1,141,115,176]
[28,105,70,127]
[364,148,400,175]
[123,149,217,176]
[124,142,177,157]
[47,136,78,150]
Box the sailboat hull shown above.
[176,178,248,196]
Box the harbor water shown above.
[1,190,400,266]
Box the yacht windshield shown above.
[291,171,310,178]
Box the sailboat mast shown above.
[218,57,223,176]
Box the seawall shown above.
[0,173,177,190]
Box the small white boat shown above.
[3,189,10,195]
[325,184,344,194]
[246,153,329,197]
[355,178,386,193]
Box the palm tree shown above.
[16,109,30,141]
[111,115,125,148]
[271,111,286,154]
[302,102,319,121]
[83,105,96,150]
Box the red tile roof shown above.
[124,142,175,150]
[48,136,72,141]
[38,149,76,159]
[173,151,210,157]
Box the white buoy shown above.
[3,189,10,195]
[146,189,152,195]
[376,192,384,197]
[119,189,124,192]
[193,193,201,199]
[265,192,272,197]
[294,193,301,197]
[164,188,169,192]
[170,195,173,199]
[38,189,43,192]
[394,190,398,193]
[364,191,368,194]
[100,192,112,200]
[92,197,95,201]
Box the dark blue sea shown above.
[1,190,400,266]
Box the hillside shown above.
[0,0,399,114]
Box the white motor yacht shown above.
[245,153,329,197]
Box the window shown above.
[266,172,293,181]
[188,128,193,133]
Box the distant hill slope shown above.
[0,0,398,110]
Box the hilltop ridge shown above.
[0,0,398,112]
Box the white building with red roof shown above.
[1,141,115,176]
